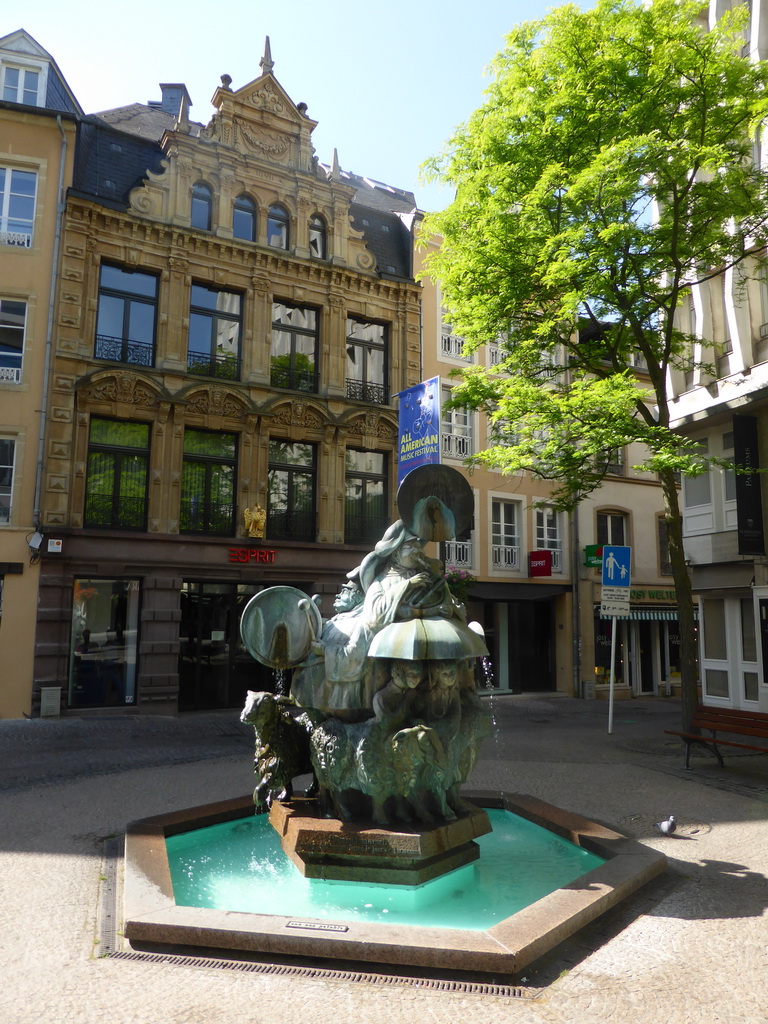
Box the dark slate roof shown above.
[349,203,414,281]
[93,103,202,141]
[72,118,165,208]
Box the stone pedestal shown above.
[269,798,492,885]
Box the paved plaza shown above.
[1,695,767,1024]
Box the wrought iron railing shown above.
[0,230,31,248]
[441,332,472,361]
[95,334,154,367]
[442,431,473,459]
[84,494,146,530]
[345,379,389,405]
[179,500,235,536]
[0,499,10,524]
[270,366,318,392]
[267,507,315,541]
[186,351,240,381]
[491,543,520,570]
[442,540,473,568]
[0,364,21,383]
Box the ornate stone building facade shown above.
[33,45,422,714]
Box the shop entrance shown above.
[178,582,273,712]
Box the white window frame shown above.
[0,166,37,248]
[0,436,15,524]
[491,497,522,572]
[682,437,714,536]
[440,311,472,363]
[0,297,26,383]
[535,506,562,572]
[441,383,474,459]
[0,59,47,106]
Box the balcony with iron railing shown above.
[442,539,473,568]
[441,331,473,362]
[179,499,235,536]
[537,547,562,572]
[267,507,315,541]
[187,351,240,381]
[442,431,473,459]
[491,543,520,570]
[84,494,147,530]
[0,362,21,384]
[344,512,391,545]
[270,365,318,393]
[0,230,31,248]
[345,379,389,405]
[0,499,10,524]
[95,334,154,368]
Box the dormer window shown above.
[309,214,327,259]
[267,204,289,250]
[233,195,256,242]
[191,182,212,231]
[2,65,40,105]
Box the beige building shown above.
[30,43,422,716]
[0,30,80,718]
[419,240,677,698]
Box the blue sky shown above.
[13,0,559,211]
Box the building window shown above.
[441,384,473,459]
[491,499,520,570]
[345,449,388,544]
[441,314,472,362]
[0,299,25,383]
[180,430,237,536]
[683,439,711,508]
[596,448,624,477]
[0,437,14,523]
[723,430,737,503]
[267,204,289,249]
[535,506,562,572]
[0,166,36,247]
[94,264,157,367]
[345,318,388,403]
[233,195,256,242]
[271,302,318,392]
[597,511,627,547]
[309,214,327,259]
[84,419,150,530]
[2,65,40,105]
[267,440,316,541]
[187,283,241,380]
[191,182,212,231]
[657,517,673,576]
[69,578,140,708]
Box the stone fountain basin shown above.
[123,790,667,976]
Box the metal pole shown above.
[608,615,617,734]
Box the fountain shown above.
[123,467,667,975]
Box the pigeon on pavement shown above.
[655,815,677,835]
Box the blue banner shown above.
[397,376,441,485]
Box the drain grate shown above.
[107,949,538,998]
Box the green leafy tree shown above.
[422,0,768,730]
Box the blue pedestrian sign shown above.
[601,546,631,588]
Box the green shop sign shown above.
[584,544,603,568]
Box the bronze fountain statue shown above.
[239,465,492,882]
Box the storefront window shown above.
[69,579,140,708]
[594,616,626,686]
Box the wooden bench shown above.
[665,706,768,769]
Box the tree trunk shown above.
[659,467,699,732]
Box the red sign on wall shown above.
[228,548,277,564]
[529,550,552,577]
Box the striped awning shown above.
[594,604,690,621]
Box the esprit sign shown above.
[228,548,277,563]
[529,550,552,576]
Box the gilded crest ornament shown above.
[244,504,267,538]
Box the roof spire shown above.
[330,148,341,181]
[260,37,274,75]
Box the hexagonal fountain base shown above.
[123,791,667,975]
[270,798,492,884]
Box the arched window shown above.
[233,194,256,242]
[309,214,327,259]
[267,204,289,250]
[191,182,212,231]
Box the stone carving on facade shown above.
[186,386,247,419]
[79,372,158,409]
[347,412,396,442]
[249,81,286,113]
[271,401,324,430]
[200,113,292,159]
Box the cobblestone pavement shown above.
[1,695,766,1024]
